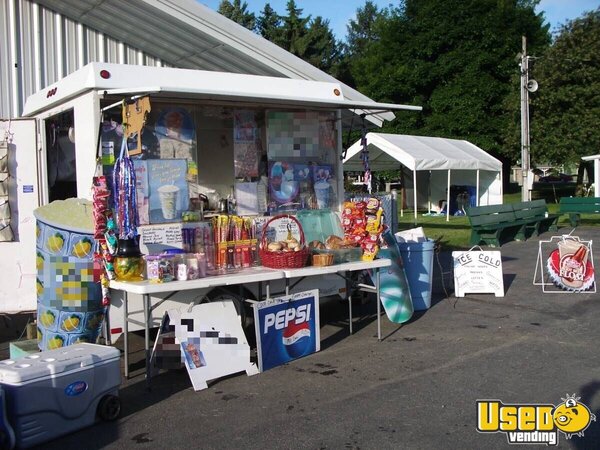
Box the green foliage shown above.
[218,0,256,31]
[257,3,281,42]
[344,0,550,166]
[530,9,600,166]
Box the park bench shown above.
[511,199,560,237]
[466,200,558,247]
[559,197,600,227]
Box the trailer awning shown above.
[23,63,422,117]
[32,0,414,126]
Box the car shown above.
[539,173,573,183]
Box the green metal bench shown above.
[559,197,600,227]
[465,204,524,247]
[511,199,560,237]
[466,200,558,247]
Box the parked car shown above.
[538,173,573,183]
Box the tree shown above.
[345,0,550,170]
[345,1,386,55]
[303,17,340,73]
[257,3,282,42]
[217,0,256,31]
[530,9,600,169]
[278,0,311,56]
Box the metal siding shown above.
[0,1,12,117]
[1,0,167,118]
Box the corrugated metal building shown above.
[1,0,392,125]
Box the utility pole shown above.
[520,36,531,202]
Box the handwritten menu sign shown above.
[452,249,504,297]
[139,224,183,254]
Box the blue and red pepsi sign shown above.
[253,289,320,372]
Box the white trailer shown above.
[3,62,419,340]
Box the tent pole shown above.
[413,169,418,224]
[428,170,432,213]
[400,165,405,217]
[476,169,480,206]
[446,169,451,222]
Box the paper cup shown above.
[157,185,180,220]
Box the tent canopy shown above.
[343,133,503,222]
[343,133,502,172]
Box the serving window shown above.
[100,99,338,223]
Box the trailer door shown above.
[0,118,40,313]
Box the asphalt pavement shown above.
[14,226,600,449]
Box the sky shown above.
[200,0,600,39]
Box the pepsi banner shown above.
[254,289,320,372]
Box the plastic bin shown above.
[33,199,104,351]
[397,239,435,311]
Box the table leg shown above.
[285,278,289,296]
[144,293,151,389]
[123,291,129,379]
[376,268,381,341]
[266,281,271,299]
[347,271,353,335]
[104,304,112,346]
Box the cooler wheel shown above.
[97,395,121,421]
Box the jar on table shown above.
[114,238,144,281]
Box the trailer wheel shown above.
[97,395,121,421]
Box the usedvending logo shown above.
[477,394,596,445]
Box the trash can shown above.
[34,199,104,351]
[396,239,435,311]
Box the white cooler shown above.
[0,343,121,449]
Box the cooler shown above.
[0,344,121,449]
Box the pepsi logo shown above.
[282,319,311,359]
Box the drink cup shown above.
[314,181,330,209]
[157,185,179,220]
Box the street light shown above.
[519,36,538,202]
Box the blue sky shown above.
[200,0,600,39]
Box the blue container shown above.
[397,239,435,311]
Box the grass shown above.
[397,194,599,252]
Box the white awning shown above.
[343,133,502,172]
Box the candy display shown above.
[342,198,385,261]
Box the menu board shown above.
[453,249,504,297]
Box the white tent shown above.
[343,133,503,221]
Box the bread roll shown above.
[325,235,344,250]
[267,242,283,251]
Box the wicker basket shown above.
[259,215,310,269]
[312,253,334,267]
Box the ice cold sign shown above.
[452,249,504,297]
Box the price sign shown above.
[453,249,504,297]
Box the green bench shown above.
[511,200,560,237]
[466,200,558,247]
[559,197,600,227]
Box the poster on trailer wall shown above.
[253,289,320,372]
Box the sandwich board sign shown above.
[151,300,258,391]
[453,247,504,297]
